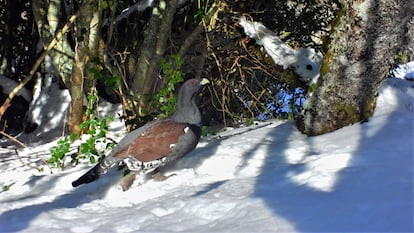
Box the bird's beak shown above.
[200,78,210,85]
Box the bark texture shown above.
[297,0,413,135]
[132,0,180,115]
[32,0,74,85]
[68,0,101,135]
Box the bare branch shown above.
[0,131,26,148]
[0,14,77,119]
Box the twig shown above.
[178,0,220,58]
[0,14,77,119]
[14,149,43,171]
[0,131,26,148]
[0,131,51,172]
[204,121,273,141]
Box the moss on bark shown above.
[297,0,413,136]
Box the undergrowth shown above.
[49,85,116,169]
[152,54,184,118]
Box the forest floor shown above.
[0,63,413,232]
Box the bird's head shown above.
[181,78,209,93]
[173,78,209,124]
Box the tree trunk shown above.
[297,0,413,136]
[69,53,84,135]
[132,0,179,116]
[68,0,101,135]
[32,0,75,85]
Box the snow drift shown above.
[0,62,413,232]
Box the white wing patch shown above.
[123,156,167,172]
[184,126,189,133]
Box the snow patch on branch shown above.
[239,16,322,84]
[0,75,32,102]
[117,0,155,22]
[104,0,189,26]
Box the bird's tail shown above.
[72,156,120,187]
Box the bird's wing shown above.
[112,119,193,162]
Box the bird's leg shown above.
[119,171,137,191]
[150,168,176,181]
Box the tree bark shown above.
[32,0,75,85]
[132,0,180,116]
[68,0,101,135]
[297,0,413,136]
[69,52,84,135]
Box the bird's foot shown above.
[152,172,176,181]
[120,172,137,191]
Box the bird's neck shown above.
[172,94,201,125]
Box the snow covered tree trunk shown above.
[297,0,413,136]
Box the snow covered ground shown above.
[0,64,413,232]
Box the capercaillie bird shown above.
[72,78,209,191]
